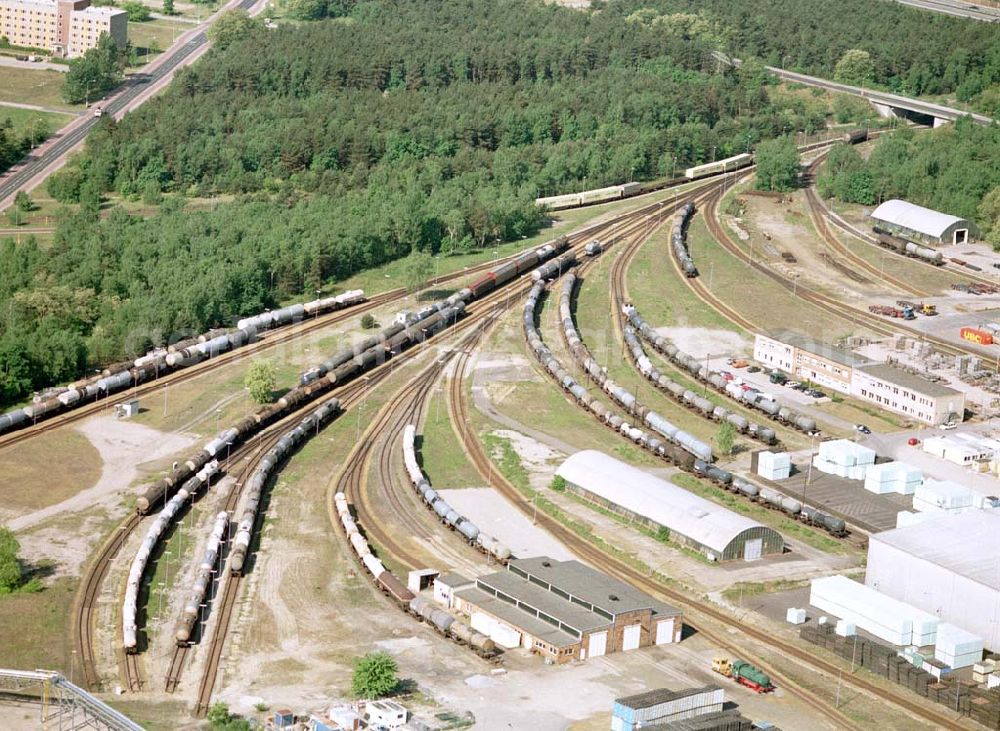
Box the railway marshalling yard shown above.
[2,142,999,731]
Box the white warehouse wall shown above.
[866,540,1000,650]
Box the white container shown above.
[835,619,856,637]
[786,607,806,625]
[988,674,1000,689]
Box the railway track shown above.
[700,180,997,369]
[802,156,926,297]
[0,248,550,453]
[445,342,970,730]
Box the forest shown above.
[609,0,1000,115]
[0,0,864,405]
[817,119,1000,246]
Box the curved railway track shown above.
[700,179,997,369]
[802,155,926,297]
[445,340,970,730]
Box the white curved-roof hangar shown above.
[870,199,969,242]
[556,450,783,561]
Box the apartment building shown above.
[0,0,126,58]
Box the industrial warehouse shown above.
[555,450,784,561]
[451,557,683,663]
[870,199,973,246]
[865,510,1000,650]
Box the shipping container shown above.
[961,327,993,346]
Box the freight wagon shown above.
[684,153,753,180]
[961,327,994,346]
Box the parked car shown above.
[808,389,825,398]
[855,424,872,435]
[747,365,761,373]
[907,437,920,446]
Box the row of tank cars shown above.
[523,273,715,476]
[622,322,776,445]
[0,289,366,438]
[402,425,511,562]
[622,305,818,436]
[558,272,714,463]
[124,460,220,651]
[873,227,944,265]
[125,239,574,654]
[671,202,699,278]
[333,491,497,657]
[524,260,852,540]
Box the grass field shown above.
[0,106,74,139]
[419,389,484,489]
[128,18,191,55]
[0,429,102,513]
[0,67,78,111]
[0,577,76,672]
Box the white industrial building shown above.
[870,199,973,246]
[556,450,783,561]
[752,332,964,425]
[865,510,1000,651]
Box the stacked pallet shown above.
[800,623,1000,728]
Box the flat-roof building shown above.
[0,0,126,58]
[556,450,783,561]
[453,557,683,663]
[753,331,867,395]
[753,331,965,426]
[853,363,964,426]
[865,510,1000,650]
[870,199,973,246]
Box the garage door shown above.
[588,631,607,657]
[471,612,495,636]
[655,619,675,645]
[622,624,641,651]
[744,538,763,562]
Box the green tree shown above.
[286,0,328,20]
[402,249,433,292]
[207,10,259,51]
[0,526,37,594]
[162,0,175,14]
[833,49,875,87]
[981,186,1000,249]
[62,33,126,104]
[244,360,276,404]
[352,651,398,699]
[122,1,150,21]
[754,137,800,192]
[716,421,736,456]
[550,475,566,492]
[14,191,34,212]
[360,313,377,329]
[206,702,252,731]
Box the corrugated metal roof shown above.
[871,510,1000,591]
[870,199,967,239]
[615,685,721,710]
[555,451,770,555]
[455,586,580,647]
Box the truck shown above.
[712,657,776,694]
[768,370,787,385]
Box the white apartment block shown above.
[0,0,126,58]
[753,332,965,426]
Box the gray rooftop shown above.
[856,363,961,398]
[766,330,869,368]
[506,556,681,619]
[871,510,1000,591]
[475,571,608,633]
[455,586,580,647]
[616,686,722,710]
[435,571,472,588]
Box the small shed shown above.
[406,567,438,593]
[433,571,473,608]
[364,700,407,728]
[870,199,972,246]
[115,399,139,418]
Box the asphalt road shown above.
[892,0,1000,21]
[0,0,257,207]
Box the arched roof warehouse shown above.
[870,199,972,245]
[555,451,783,561]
